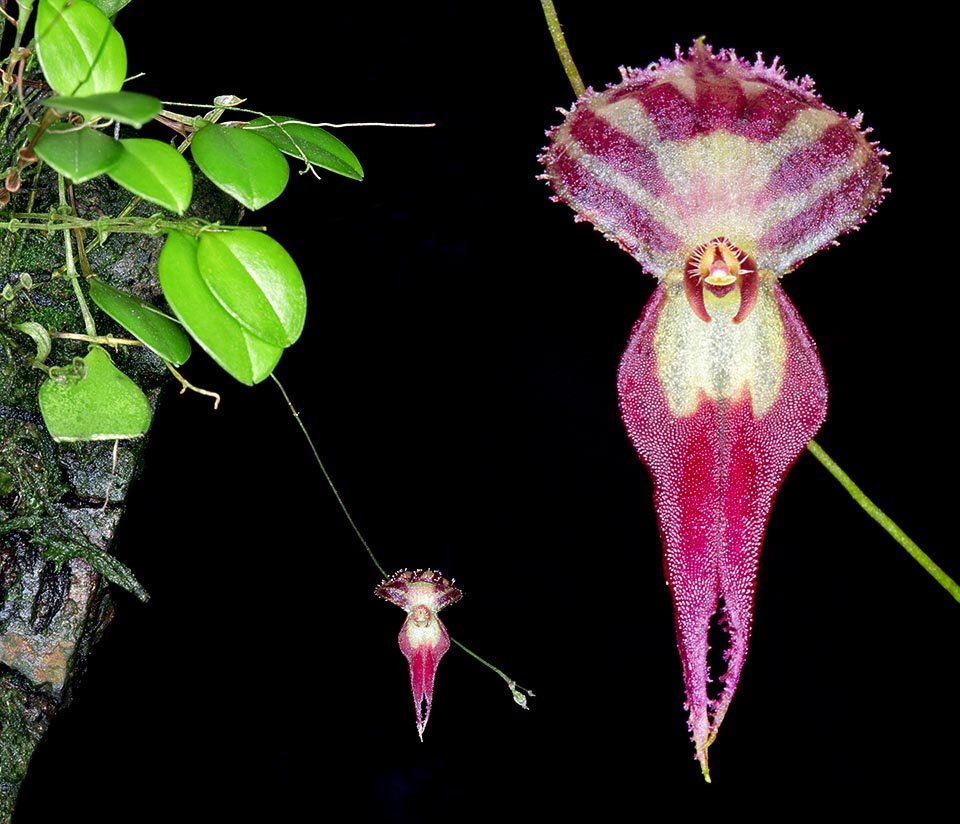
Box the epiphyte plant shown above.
[0,0,365,603]
[0,1,441,810]
[2,0,530,764]
[16,0,366,447]
[538,2,957,781]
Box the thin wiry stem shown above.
[270,373,386,578]
[807,440,959,603]
[270,374,535,700]
[540,0,585,97]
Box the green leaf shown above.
[43,91,162,127]
[13,321,52,363]
[38,347,152,442]
[106,138,193,214]
[88,277,192,366]
[34,123,122,183]
[158,231,283,385]
[35,0,127,96]
[197,231,306,348]
[246,116,363,180]
[85,0,134,16]
[190,122,289,210]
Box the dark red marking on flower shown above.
[764,123,861,200]
[732,272,758,324]
[546,144,681,261]
[694,71,748,136]
[568,109,668,196]
[609,49,812,143]
[736,87,812,142]
[760,161,887,270]
[683,268,711,323]
[630,83,698,141]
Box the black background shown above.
[14,2,955,819]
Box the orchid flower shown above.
[540,40,887,779]
[376,569,463,740]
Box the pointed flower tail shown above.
[541,41,887,776]
[376,569,462,739]
[617,280,827,775]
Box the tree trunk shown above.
[0,98,234,818]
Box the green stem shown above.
[540,0,585,97]
[0,213,263,237]
[52,332,141,347]
[807,439,960,604]
[12,1,33,57]
[161,100,435,129]
[270,374,387,578]
[58,177,96,339]
[451,639,534,708]
[270,374,534,701]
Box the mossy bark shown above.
[0,95,235,818]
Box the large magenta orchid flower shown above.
[541,41,887,779]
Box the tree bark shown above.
[0,98,235,819]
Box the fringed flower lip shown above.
[541,39,888,780]
[376,569,462,740]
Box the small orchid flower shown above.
[541,40,887,779]
[375,569,463,740]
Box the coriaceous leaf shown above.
[196,230,306,348]
[157,230,282,385]
[38,347,152,442]
[87,277,192,366]
[35,0,126,96]
[106,138,193,214]
[246,116,364,181]
[43,91,162,127]
[190,122,289,210]
[34,123,121,183]
[541,41,887,779]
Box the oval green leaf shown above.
[38,347,151,442]
[246,116,363,180]
[196,231,305,348]
[34,124,122,183]
[43,91,162,127]
[106,138,193,214]
[190,122,289,210]
[35,0,126,96]
[158,231,282,385]
[88,277,192,366]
